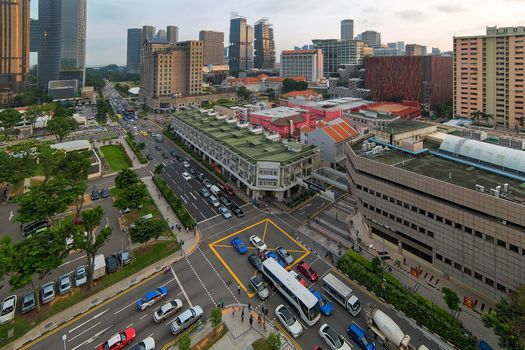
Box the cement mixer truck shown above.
[367,307,429,350]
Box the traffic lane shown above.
[0,202,26,241]
[27,267,181,350]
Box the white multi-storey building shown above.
[280,49,324,82]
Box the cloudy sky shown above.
[31,0,525,66]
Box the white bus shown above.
[261,258,321,326]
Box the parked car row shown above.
[91,187,110,201]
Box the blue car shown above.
[309,288,333,316]
[137,287,167,311]
[231,237,247,254]
[347,322,376,350]
[265,251,286,268]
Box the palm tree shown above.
[516,116,525,135]
[470,111,482,124]
[481,113,493,126]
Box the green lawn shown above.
[100,145,131,171]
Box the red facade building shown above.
[364,56,452,106]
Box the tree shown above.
[17,177,75,224]
[265,88,276,100]
[266,332,281,350]
[154,163,164,175]
[210,307,222,329]
[115,168,140,190]
[136,141,146,151]
[73,206,112,291]
[0,150,38,185]
[371,257,383,276]
[129,219,163,244]
[114,181,147,210]
[483,286,525,350]
[282,79,308,93]
[178,332,191,350]
[37,144,65,182]
[516,116,525,135]
[482,113,494,126]
[442,287,461,319]
[0,108,22,140]
[470,111,482,124]
[10,228,69,312]
[47,115,77,142]
[0,236,15,288]
[24,105,45,137]
[237,86,252,100]
[57,151,91,217]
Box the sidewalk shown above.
[313,208,501,350]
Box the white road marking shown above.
[172,268,192,307]
[68,321,101,342]
[140,314,149,320]
[8,211,13,222]
[199,211,206,219]
[68,308,110,333]
[190,192,197,201]
[125,323,134,329]
[114,300,137,315]
[59,255,86,268]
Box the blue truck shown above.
[348,322,376,350]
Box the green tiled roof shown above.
[173,111,319,164]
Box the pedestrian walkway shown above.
[212,305,295,350]
[310,208,501,350]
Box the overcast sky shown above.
[30,0,525,67]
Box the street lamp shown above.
[62,334,67,350]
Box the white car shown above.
[129,337,155,350]
[318,323,352,350]
[153,298,183,323]
[275,304,302,338]
[218,206,232,219]
[182,172,192,181]
[75,266,88,287]
[182,161,191,168]
[249,235,267,252]
[0,295,17,324]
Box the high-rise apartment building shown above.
[199,30,225,66]
[127,28,142,74]
[364,56,452,105]
[312,39,366,76]
[361,31,381,48]
[0,0,30,101]
[405,44,427,56]
[341,19,354,41]
[254,19,275,69]
[140,38,203,111]
[31,0,86,90]
[167,26,178,44]
[280,49,324,82]
[454,26,525,128]
[229,14,253,71]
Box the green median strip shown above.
[152,175,196,229]
[0,241,178,347]
[125,136,148,164]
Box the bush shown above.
[153,175,196,228]
[210,307,222,329]
[163,129,228,183]
[336,250,475,350]
[178,332,191,350]
[266,332,281,350]
[125,136,147,164]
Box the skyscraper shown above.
[312,39,366,76]
[199,30,224,66]
[280,49,323,82]
[167,26,179,44]
[0,0,30,98]
[141,25,156,45]
[254,19,275,69]
[228,13,253,71]
[341,19,354,41]
[405,44,427,56]
[59,0,86,86]
[361,30,381,48]
[454,26,525,129]
[30,0,86,90]
[127,28,142,74]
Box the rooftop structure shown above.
[171,110,320,201]
[360,101,421,120]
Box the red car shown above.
[297,261,319,282]
[97,327,135,350]
[223,184,234,196]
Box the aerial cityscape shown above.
[0,1,524,350]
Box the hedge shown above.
[163,129,229,183]
[336,250,475,350]
[152,175,196,228]
[125,135,148,164]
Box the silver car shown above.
[249,275,269,300]
[58,274,71,295]
[40,282,55,304]
[276,246,294,265]
[276,304,303,338]
[170,305,203,335]
[219,206,232,219]
[153,298,183,323]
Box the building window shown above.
[419,209,426,215]
[411,205,418,212]
[444,258,452,265]
[396,217,402,223]
[485,235,494,243]
[445,219,452,226]
[403,203,410,209]
[474,272,483,281]
[454,262,462,270]
[485,278,494,287]
[475,230,483,238]
[436,253,443,261]
[427,230,434,238]
[464,267,472,275]
[396,200,402,206]
[427,212,435,219]
[464,226,473,234]
[436,215,443,222]
[497,239,507,248]
[509,244,519,253]
[403,220,409,227]
[454,223,463,230]
[497,283,506,292]
[418,227,426,234]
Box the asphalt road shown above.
[23,204,447,350]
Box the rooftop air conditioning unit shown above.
[490,188,499,197]
[475,184,485,192]
[503,183,509,193]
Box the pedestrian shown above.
[237,284,241,295]
[262,318,266,331]
[232,306,236,317]
[248,303,252,311]
[241,308,245,322]
[257,314,262,325]
[403,257,406,265]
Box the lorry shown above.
[321,273,361,316]
[92,254,106,280]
